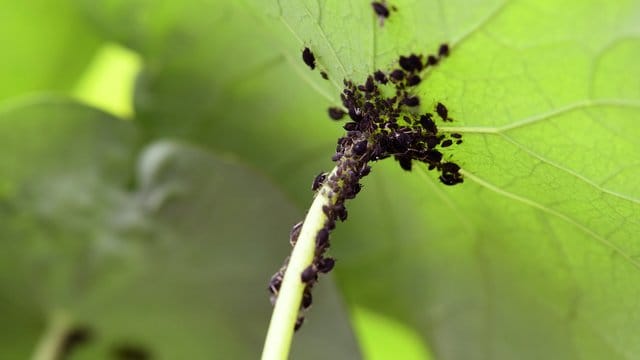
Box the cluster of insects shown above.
[325,43,463,185]
[274,20,465,330]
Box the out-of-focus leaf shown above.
[0,98,139,358]
[0,100,359,359]
[0,0,102,101]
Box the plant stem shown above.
[31,310,72,360]
[261,167,337,360]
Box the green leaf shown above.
[254,1,640,359]
[0,100,359,358]
[0,0,102,101]
[93,0,640,358]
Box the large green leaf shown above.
[72,0,640,358]
[249,1,640,359]
[0,100,360,359]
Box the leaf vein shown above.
[461,169,640,272]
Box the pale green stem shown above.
[261,166,338,360]
[31,310,72,360]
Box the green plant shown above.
[1,0,639,359]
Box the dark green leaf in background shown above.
[0,100,359,358]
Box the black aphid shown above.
[403,96,420,107]
[451,133,462,139]
[321,71,329,80]
[425,149,443,163]
[301,265,317,283]
[399,54,423,72]
[316,228,329,248]
[348,108,363,122]
[439,162,463,185]
[425,135,439,149]
[294,316,305,331]
[60,327,92,359]
[419,114,437,134]
[112,345,151,360]
[343,122,358,131]
[312,172,327,191]
[441,139,453,147]
[302,289,313,309]
[406,74,421,86]
[456,139,463,144]
[333,203,348,221]
[426,55,438,66]
[290,221,303,246]
[374,70,388,84]
[389,69,405,82]
[438,43,450,58]
[302,47,316,70]
[328,107,346,120]
[396,155,412,171]
[353,140,368,156]
[268,272,283,296]
[436,102,448,120]
[371,1,390,18]
[317,257,336,273]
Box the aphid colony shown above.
[270,41,464,331]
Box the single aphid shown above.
[302,288,313,309]
[301,265,318,283]
[441,139,453,148]
[438,43,450,58]
[317,257,336,273]
[426,55,438,66]
[312,172,328,191]
[320,71,329,80]
[348,107,363,122]
[289,221,303,246]
[451,133,462,139]
[268,272,283,295]
[425,135,439,149]
[424,149,443,163]
[364,75,376,92]
[328,107,346,120]
[403,96,420,107]
[294,315,305,331]
[302,47,316,70]
[316,228,330,248]
[389,69,405,82]
[406,74,421,86]
[371,1,390,19]
[333,203,348,221]
[397,155,412,171]
[353,140,368,156]
[373,70,388,84]
[343,122,358,131]
[436,102,448,120]
[419,114,437,133]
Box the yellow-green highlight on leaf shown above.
[73,43,142,119]
[352,306,433,360]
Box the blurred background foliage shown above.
[2,0,640,360]
[1,0,364,359]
